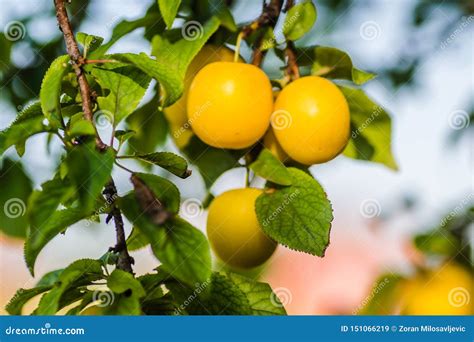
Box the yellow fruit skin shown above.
[187,62,273,149]
[164,45,237,148]
[263,129,288,162]
[273,76,350,165]
[401,263,473,315]
[207,188,277,269]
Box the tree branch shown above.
[54,0,133,273]
[54,0,106,150]
[285,40,300,80]
[104,181,134,274]
[241,0,283,66]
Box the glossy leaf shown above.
[256,168,333,256]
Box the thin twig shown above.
[285,40,300,80]
[103,181,134,274]
[54,0,106,150]
[54,0,133,274]
[240,0,283,66]
[84,59,117,64]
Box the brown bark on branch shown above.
[54,0,133,273]
[241,0,283,66]
[54,0,106,150]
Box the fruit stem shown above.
[234,32,244,62]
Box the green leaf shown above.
[36,269,64,287]
[66,143,114,213]
[91,64,151,126]
[35,259,103,315]
[25,208,90,276]
[126,95,168,154]
[112,53,182,108]
[205,272,286,315]
[108,269,146,297]
[297,46,375,85]
[40,55,71,128]
[249,149,292,186]
[76,32,104,57]
[120,194,211,286]
[104,269,144,315]
[6,286,52,315]
[126,227,150,251]
[283,1,317,41]
[0,159,32,238]
[414,230,460,257]
[0,33,12,74]
[114,129,136,147]
[89,12,165,59]
[183,136,241,188]
[28,177,75,233]
[358,274,404,315]
[132,152,191,178]
[158,0,181,29]
[256,168,333,256]
[339,86,398,170]
[0,101,49,156]
[68,115,96,137]
[133,172,181,213]
[150,16,221,106]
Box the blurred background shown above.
[0,0,472,315]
